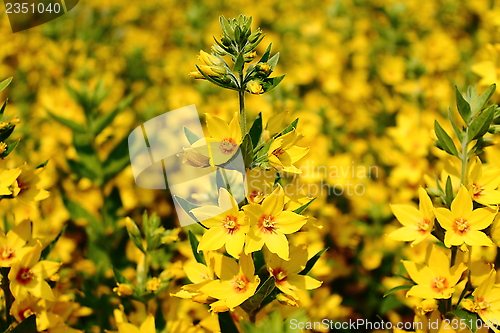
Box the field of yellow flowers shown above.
[2,0,500,332]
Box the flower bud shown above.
[188,71,205,80]
[198,50,223,66]
[247,80,264,95]
[255,62,271,74]
[243,51,257,62]
[125,217,145,253]
[113,283,134,297]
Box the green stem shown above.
[1,267,13,325]
[238,71,247,135]
[460,129,469,187]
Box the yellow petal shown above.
[451,186,473,218]
[418,187,434,221]
[225,230,245,259]
[262,185,285,216]
[264,232,289,260]
[434,208,454,230]
[25,279,55,301]
[463,230,494,247]
[197,227,228,252]
[206,114,230,141]
[274,211,307,234]
[468,207,497,230]
[117,323,141,333]
[287,274,322,290]
[391,204,421,227]
[139,315,156,333]
[31,260,61,279]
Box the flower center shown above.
[272,148,285,157]
[472,183,484,199]
[417,219,431,232]
[454,218,469,234]
[476,297,491,314]
[16,267,34,285]
[259,214,276,233]
[0,246,15,260]
[431,276,448,293]
[272,268,288,284]
[219,138,237,154]
[222,215,239,234]
[16,179,28,191]
[19,308,34,321]
[232,275,249,293]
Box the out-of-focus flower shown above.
[268,130,309,174]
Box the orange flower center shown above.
[417,219,431,232]
[272,268,288,284]
[219,138,237,154]
[18,307,34,321]
[249,190,263,203]
[0,246,15,260]
[16,179,28,192]
[232,275,249,293]
[222,215,239,234]
[453,218,469,234]
[476,297,491,314]
[472,183,484,199]
[259,214,276,233]
[16,267,34,285]
[272,148,285,157]
[431,276,448,293]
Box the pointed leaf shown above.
[173,196,206,228]
[448,309,478,333]
[47,111,86,133]
[249,113,263,147]
[383,285,413,297]
[293,198,317,215]
[240,277,276,313]
[0,77,12,93]
[92,94,133,136]
[300,247,328,275]
[468,105,495,141]
[184,126,201,145]
[102,136,130,184]
[259,43,272,63]
[188,230,205,265]
[434,120,459,156]
[233,52,245,72]
[218,311,239,333]
[456,86,472,124]
[445,176,454,208]
[8,315,37,333]
[277,118,299,137]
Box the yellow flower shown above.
[191,188,248,258]
[462,269,500,331]
[243,185,307,260]
[9,242,61,301]
[199,254,260,311]
[11,163,50,204]
[113,283,134,297]
[0,220,31,267]
[435,186,497,247]
[0,168,21,196]
[146,277,161,292]
[117,315,156,333]
[190,50,227,78]
[468,158,500,206]
[268,130,309,174]
[402,245,466,299]
[265,245,322,300]
[389,187,435,246]
[247,80,264,94]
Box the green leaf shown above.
[67,159,98,180]
[383,285,413,297]
[195,65,238,91]
[293,197,316,215]
[113,267,135,287]
[300,247,328,275]
[241,134,253,168]
[240,277,276,314]
[62,195,103,239]
[187,230,206,265]
[471,84,496,116]
[92,94,133,136]
[8,315,37,333]
[262,75,285,94]
[249,113,263,148]
[448,309,478,333]
[456,86,472,124]
[434,120,459,156]
[102,136,130,184]
[233,52,245,73]
[0,101,7,120]
[184,126,201,145]
[218,311,239,333]
[448,108,463,141]
[47,111,86,133]
[0,125,15,142]
[173,196,204,228]
[267,53,280,71]
[0,77,12,93]
[445,176,454,208]
[73,132,102,182]
[277,118,299,137]
[219,16,234,39]
[259,43,272,63]
[0,140,19,158]
[468,105,495,141]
